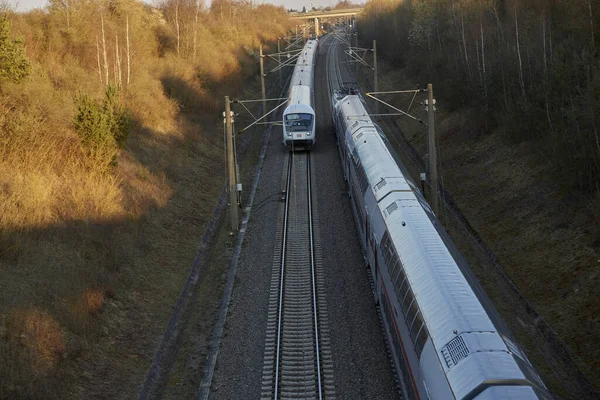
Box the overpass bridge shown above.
[288,8,363,20]
[289,8,362,36]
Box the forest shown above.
[0,0,289,397]
[360,0,600,193]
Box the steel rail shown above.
[271,153,323,400]
[273,154,292,399]
[307,155,323,400]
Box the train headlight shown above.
[307,131,312,135]
[286,132,292,136]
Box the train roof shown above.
[334,96,416,198]
[284,102,313,116]
[285,85,313,112]
[336,94,501,339]
[289,40,317,88]
[334,94,548,398]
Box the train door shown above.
[375,235,380,304]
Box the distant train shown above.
[282,39,318,149]
[331,88,552,400]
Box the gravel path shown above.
[208,36,399,400]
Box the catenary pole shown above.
[354,32,358,78]
[277,37,282,88]
[427,84,439,216]
[373,39,379,115]
[260,44,266,115]
[225,96,238,231]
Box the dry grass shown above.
[0,309,66,399]
[5,309,66,374]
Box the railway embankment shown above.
[0,3,290,398]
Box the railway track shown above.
[261,152,334,400]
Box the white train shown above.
[332,89,552,400]
[282,39,318,148]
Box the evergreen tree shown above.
[0,14,31,83]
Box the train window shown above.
[415,325,429,358]
[338,115,346,137]
[394,269,407,296]
[401,288,413,315]
[382,241,393,267]
[391,264,402,287]
[357,163,369,193]
[380,231,392,260]
[406,300,419,328]
[381,297,399,359]
[389,253,400,278]
[397,276,408,298]
[386,247,395,267]
[352,148,359,165]
[284,113,313,133]
[409,310,422,339]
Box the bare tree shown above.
[113,37,117,87]
[0,0,14,13]
[514,3,526,103]
[193,0,200,62]
[461,12,472,81]
[126,15,131,88]
[116,34,122,88]
[101,12,109,87]
[48,0,71,30]
[96,36,103,85]
[175,0,180,57]
[541,10,552,131]
[481,20,487,108]
[589,0,595,53]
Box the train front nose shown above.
[285,131,314,147]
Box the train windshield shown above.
[285,113,313,132]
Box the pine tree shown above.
[0,14,31,83]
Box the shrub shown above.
[73,86,130,153]
[0,14,31,83]
[103,86,130,148]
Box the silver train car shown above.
[332,90,552,400]
[282,39,318,148]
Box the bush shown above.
[0,14,31,83]
[103,86,130,148]
[73,86,130,152]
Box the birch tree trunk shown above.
[589,0,596,53]
[461,13,472,81]
[542,12,553,131]
[126,15,131,88]
[542,12,547,75]
[176,0,180,57]
[481,21,488,108]
[193,0,199,62]
[101,13,109,88]
[96,36,102,85]
[116,34,122,89]
[113,36,117,88]
[66,0,70,30]
[549,17,553,63]
[514,4,526,103]
[476,34,482,84]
